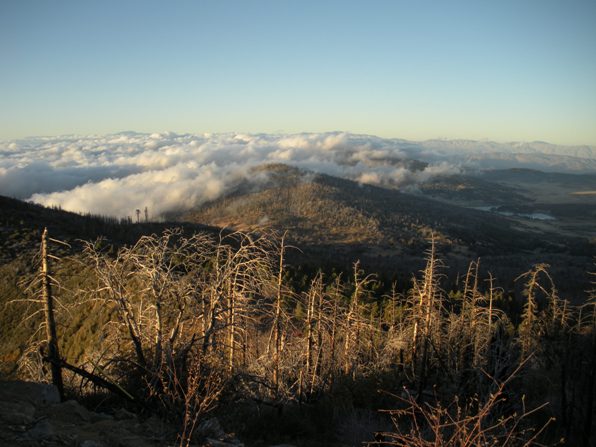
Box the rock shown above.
[114,407,137,420]
[141,414,170,437]
[197,417,226,439]
[90,418,126,432]
[51,399,92,422]
[204,438,245,447]
[0,400,36,425]
[81,441,108,447]
[0,380,201,446]
[108,434,156,447]
[90,411,114,423]
[87,420,141,447]
[23,418,55,441]
[0,380,60,407]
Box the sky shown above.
[1,0,596,145]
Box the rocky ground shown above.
[0,381,267,447]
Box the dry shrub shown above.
[369,364,556,447]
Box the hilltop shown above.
[173,164,592,286]
[177,164,551,252]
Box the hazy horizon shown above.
[2,131,594,218]
[3,129,596,148]
[2,1,596,145]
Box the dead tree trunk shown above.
[344,262,366,377]
[582,302,596,446]
[310,285,324,397]
[416,235,439,402]
[41,228,64,400]
[305,284,315,381]
[328,278,340,390]
[270,233,286,392]
[227,281,236,374]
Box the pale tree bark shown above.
[270,232,287,392]
[41,228,64,400]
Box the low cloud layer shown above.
[1,132,594,218]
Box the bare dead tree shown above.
[298,273,323,400]
[343,261,375,378]
[326,275,343,389]
[309,274,326,397]
[410,234,445,400]
[517,264,552,361]
[268,232,288,393]
[368,361,554,447]
[41,228,64,399]
[582,274,596,446]
[14,223,582,445]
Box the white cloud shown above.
[0,132,593,218]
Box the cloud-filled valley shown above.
[1,132,594,219]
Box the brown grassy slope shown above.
[178,164,563,255]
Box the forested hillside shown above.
[177,164,594,301]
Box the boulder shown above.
[0,381,243,447]
[50,399,93,423]
[23,419,55,441]
[80,441,108,447]
[0,400,36,425]
[204,438,245,447]
[0,380,60,407]
[89,411,114,423]
[197,417,226,439]
[114,407,137,421]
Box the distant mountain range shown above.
[1,132,594,221]
[413,139,595,159]
[397,139,596,172]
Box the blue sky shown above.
[1,0,595,145]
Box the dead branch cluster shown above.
[18,229,596,446]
